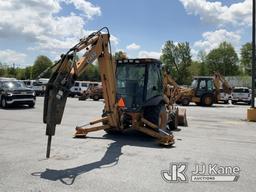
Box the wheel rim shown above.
[205,96,212,105]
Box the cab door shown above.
[195,79,207,97]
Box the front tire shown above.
[181,97,190,106]
[92,94,100,101]
[28,103,35,108]
[1,97,8,108]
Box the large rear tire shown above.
[201,94,214,107]
[143,104,163,127]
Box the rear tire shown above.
[201,94,214,106]
[143,104,163,127]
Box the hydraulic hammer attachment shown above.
[43,53,76,158]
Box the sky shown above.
[0,0,252,67]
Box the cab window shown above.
[207,80,213,91]
[146,64,163,100]
[199,80,206,90]
[81,83,88,87]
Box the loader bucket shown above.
[178,108,188,126]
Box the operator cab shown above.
[191,76,214,97]
[116,59,163,112]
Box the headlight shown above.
[32,91,36,96]
[7,92,13,96]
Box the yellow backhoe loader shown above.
[169,72,232,107]
[43,27,187,158]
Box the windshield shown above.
[3,81,27,89]
[146,64,162,100]
[191,79,198,89]
[116,64,146,108]
[233,88,249,93]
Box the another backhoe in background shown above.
[172,73,232,107]
[43,28,187,158]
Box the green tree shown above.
[0,62,6,77]
[197,50,209,76]
[24,66,33,79]
[78,63,100,81]
[206,42,239,76]
[189,61,200,77]
[240,42,252,75]
[16,68,26,80]
[32,55,52,79]
[114,51,128,60]
[161,41,192,84]
[7,64,17,78]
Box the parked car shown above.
[22,78,49,96]
[219,89,231,104]
[69,81,100,97]
[0,80,36,108]
[231,87,251,105]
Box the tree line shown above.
[161,41,252,85]
[0,41,252,84]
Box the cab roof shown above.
[116,58,161,65]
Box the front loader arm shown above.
[213,72,232,102]
[213,72,232,95]
[43,28,117,158]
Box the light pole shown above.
[252,0,256,108]
[247,0,256,121]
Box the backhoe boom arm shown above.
[43,28,119,158]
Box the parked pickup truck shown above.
[231,87,251,105]
[0,79,36,108]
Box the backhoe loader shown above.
[174,73,232,106]
[43,27,187,158]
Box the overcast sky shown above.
[0,0,252,67]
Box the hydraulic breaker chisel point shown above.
[46,135,52,158]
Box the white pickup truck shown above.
[231,87,251,105]
[22,78,49,96]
